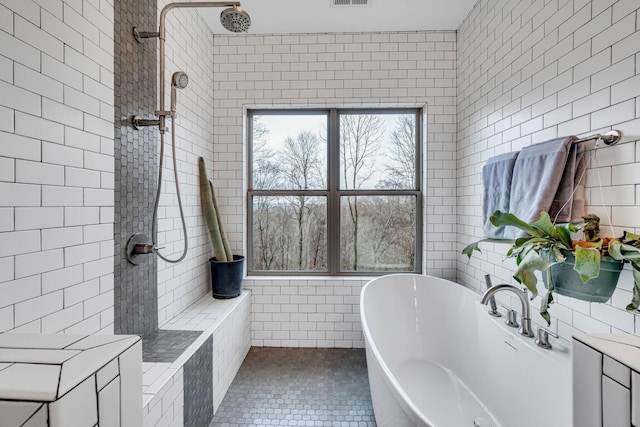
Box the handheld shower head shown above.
[170,71,189,113]
[220,6,251,33]
[172,71,189,89]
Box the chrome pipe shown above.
[158,2,240,115]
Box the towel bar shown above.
[573,130,621,146]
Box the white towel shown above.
[482,151,519,238]
[505,136,583,239]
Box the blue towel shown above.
[482,151,519,238]
[505,136,583,239]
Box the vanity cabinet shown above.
[573,334,640,427]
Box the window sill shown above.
[244,275,379,282]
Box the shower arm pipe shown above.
[157,2,241,116]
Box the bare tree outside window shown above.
[281,131,325,269]
[252,118,279,269]
[381,115,417,189]
[339,114,384,270]
[248,109,421,275]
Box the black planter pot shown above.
[209,255,245,299]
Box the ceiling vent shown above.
[331,0,369,6]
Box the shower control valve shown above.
[133,243,165,254]
[126,233,163,265]
[133,243,155,254]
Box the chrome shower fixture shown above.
[172,71,189,89]
[170,71,189,113]
[220,5,251,33]
[129,2,251,265]
[132,1,251,127]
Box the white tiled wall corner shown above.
[213,30,458,347]
[457,0,640,341]
[156,1,217,328]
[0,0,115,334]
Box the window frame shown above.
[247,107,423,276]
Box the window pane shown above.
[339,112,417,190]
[252,114,327,190]
[252,195,327,272]
[340,195,416,272]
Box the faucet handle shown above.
[499,304,519,328]
[535,327,559,349]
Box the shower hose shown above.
[152,114,188,263]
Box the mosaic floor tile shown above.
[210,347,377,427]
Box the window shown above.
[248,108,422,275]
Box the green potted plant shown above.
[463,210,640,324]
[198,156,244,299]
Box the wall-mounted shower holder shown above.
[132,27,159,43]
[131,114,172,131]
[131,116,160,130]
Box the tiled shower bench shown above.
[0,289,250,427]
[141,290,251,427]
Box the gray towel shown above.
[482,151,519,238]
[505,136,583,239]
[550,142,586,222]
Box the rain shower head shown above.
[220,6,251,32]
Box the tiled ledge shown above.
[0,334,142,427]
[142,291,251,425]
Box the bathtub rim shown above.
[360,273,442,426]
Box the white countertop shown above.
[573,333,640,372]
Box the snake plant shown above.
[198,156,233,262]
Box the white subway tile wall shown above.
[1,0,637,354]
[457,0,640,340]
[155,1,217,327]
[0,0,114,334]
[212,31,459,347]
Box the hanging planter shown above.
[542,250,623,303]
[463,210,640,325]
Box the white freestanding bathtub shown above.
[360,274,572,427]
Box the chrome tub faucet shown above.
[481,284,534,338]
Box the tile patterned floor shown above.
[210,347,377,427]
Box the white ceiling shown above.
[200,0,478,35]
